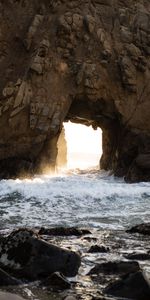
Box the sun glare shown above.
[64,122,102,169]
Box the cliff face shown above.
[0,0,150,181]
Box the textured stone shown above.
[0,0,149,182]
[124,252,150,261]
[127,223,150,236]
[0,229,81,280]
[41,272,71,291]
[0,268,21,286]
[88,245,109,253]
[39,227,91,236]
[105,271,150,300]
[89,261,140,275]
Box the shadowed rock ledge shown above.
[0,0,150,182]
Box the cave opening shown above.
[57,122,102,170]
[39,97,120,176]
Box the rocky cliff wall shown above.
[0,0,149,182]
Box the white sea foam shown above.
[0,169,149,230]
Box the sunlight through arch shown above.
[64,122,102,169]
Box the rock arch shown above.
[0,0,150,182]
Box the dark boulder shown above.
[39,227,91,236]
[105,271,150,300]
[126,223,150,235]
[0,229,81,280]
[0,267,21,286]
[124,252,150,261]
[41,272,71,291]
[89,261,140,275]
[88,245,109,253]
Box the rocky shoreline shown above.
[0,224,150,300]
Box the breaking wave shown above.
[0,168,150,230]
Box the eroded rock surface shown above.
[0,0,150,181]
[127,223,150,235]
[39,226,91,236]
[88,260,140,276]
[0,226,150,300]
[41,272,71,291]
[124,253,150,262]
[105,271,150,300]
[0,267,21,286]
[0,229,81,280]
[88,245,110,253]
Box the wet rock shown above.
[0,229,81,280]
[0,267,21,286]
[0,158,33,179]
[105,271,150,300]
[41,272,71,291]
[124,252,150,261]
[127,223,150,235]
[39,227,91,237]
[83,237,97,242]
[88,245,109,253]
[89,261,140,275]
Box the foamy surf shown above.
[0,168,149,230]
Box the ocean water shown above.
[0,168,150,231]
